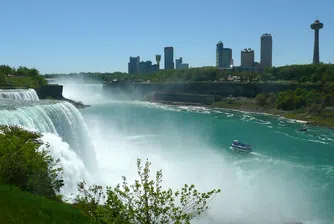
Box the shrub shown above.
[75,158,221,224]
[255,93,267,106]
[307,103,322,115]
[0,125,63,198]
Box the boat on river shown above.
[231,140,252,152]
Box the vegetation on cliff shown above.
[45,63,334,84]
[254,87,334,127]
[0,125,92,223]
[0,125,63,198]
[0,126,220,223]
[0,65,47,88]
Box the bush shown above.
[266,92,277,108]
[75,158,221,224]
[0,125,63,198]
[255,93,267,106]
[308,103,322,115]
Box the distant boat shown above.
[299,127,307,132]
[231,140,252,152]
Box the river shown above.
[0,84,333,224]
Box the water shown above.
[0,98,96,172]
[80,100,334,224]
[1,86,333,223]
[0,88,39,100]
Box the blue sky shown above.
[0,0,333,74]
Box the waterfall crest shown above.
[0,100,96,171]
[0,88,39,100]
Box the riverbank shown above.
[152,97,334,128]
[212,98,334,128]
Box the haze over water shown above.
[60,83,334,224]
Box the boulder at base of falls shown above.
[63,98,90,109]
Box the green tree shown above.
[266,92,277,108]
[75,159,221,224]
[0,125,64,198]
[0,71,5,82]
[276,91,295,110]
[255,93,267,106]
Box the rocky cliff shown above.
[34,84,64,99]
[103,82,321,99]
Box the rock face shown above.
[35,85,64,99]
[35,85,90,109]
[146,92,216,105]
[103,82,322,99]
[62,98,91,109]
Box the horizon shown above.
[0,0,333,74]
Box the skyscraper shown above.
[222,48,232,68]
[260,33,273,68]
[216,41,232,68]
[128,56,140,74]
[164,47,174,69]
[241,48,255,68]
[311,20,324,64]
[216,41,224,68]
[176,57,182,69]
[139,61,152,74]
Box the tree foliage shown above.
[254,87,334,117]
[45,64,334,85]
[0,125,64,198]
[264,63,334,83]
[0,65,47,88]
[75,158,220,224]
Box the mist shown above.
[56,80,319,224]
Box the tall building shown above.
[128,56,140,74]
[139,61,152,74]
[176,57,189,69]
[222,48,232,68]
[155,55,161,70]
[216,41,224,68]
[216,41,232,68]
[179,63,189,69]
[311,20,324,64]
[176,57,183,69]
[164,47,174,69]
[260,33,273,68]
[241,48,255,68]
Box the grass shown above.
[0,184,95,224]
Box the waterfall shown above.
[0,100,96,171]
[0,88,39,100]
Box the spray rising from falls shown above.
[0,88,39,100]
[0,100,96,171]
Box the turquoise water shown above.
[1,85,332,223]
[80,100,334,224]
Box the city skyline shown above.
[0,0,333,74]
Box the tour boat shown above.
[231,140,252,152]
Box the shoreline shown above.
[211,106,309,124]
[151,100,332,128]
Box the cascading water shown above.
[1,81,332,223]
[39,133,91,197]
[0,88,39,100]
[0,99,96,172]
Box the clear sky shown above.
[0,0,333,74]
